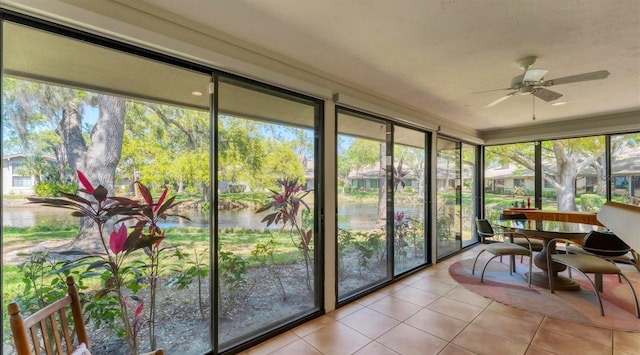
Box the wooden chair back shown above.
[8,276,89,355]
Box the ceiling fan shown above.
[481,56,610,108]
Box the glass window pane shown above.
[436,138,460,259]
[484,143,536,219]
[393,126,427,274]
[611,133,640,206]
[2,22,212,354]
[216,77,320,349]
[542,137,605,212]
[461,143,477,247]
[336,109,389,300]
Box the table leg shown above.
[595,273,603,292]
[528,239,581,291]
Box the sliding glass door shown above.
[216,76,322,350]
[436,138,461,259]
[336,109,431,300]
[393,126,428,274]
[461,143,477,247]
[336,109,391,300]
[2,20,213,354]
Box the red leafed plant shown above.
[256,177,314,292]
[27,170,185,354]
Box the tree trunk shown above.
[59,95,126,250]
[553,141,578,211]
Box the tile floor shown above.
[243,246,640,355]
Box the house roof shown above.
[2,154,56,162]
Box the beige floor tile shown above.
[452,324,529,355]
[290,315,334,337]
[410,277,458,296]
[539,317,612,347]
[268,339,322,355]
[302,322,371,355]
[356,291,389,306]
[425,269,460,285]
[379,282,409,294]
[367,295,423,320]
[397,273,426,286]
[613,330,640,354]
[326,301,364,320]
[486,301,544,325]
[246,331,299,355]
[444,286,492,308]
[531,326,612,354]
[389,285,440,307]
[404,308,467,341]
[524,347,556,355]
[438,343,478,355]
[353,341,400,355]
[376,323,448,355]
[339,307,400,339]
[471,309,539,343]
[426,297,484,322]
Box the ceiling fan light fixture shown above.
[518,86,533,95]
[478,55,608,108]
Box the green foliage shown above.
[218,116,265,187]
[218,250,248,292]
[26,173,187,354]
[256,177,314,292]
[83,284,123,337]
[436,215,452,241]
[352,231,385,270]
[7,251,105,341]
[580,194,604,211]
[34,181,78,197]
[251,235,287,301]
[167,248,210,319]
[218,249,250,315]
[13,251,73,315]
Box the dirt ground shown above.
[3,240,421,354]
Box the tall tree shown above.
[218,116,265,190]
[337,138,380,191]
[61,94,126,248]
[2,78,82,180]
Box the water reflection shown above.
[4,202,426,230]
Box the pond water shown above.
[2,202,425,230]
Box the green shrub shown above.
[542,190,556,199]
[580,194,604,211]
[34,181,78,197]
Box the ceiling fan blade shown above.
[485,92,515,108]
[532,88,563,102]
[524,69,548,82]
[472,87,512,94]
[542,70,610,86]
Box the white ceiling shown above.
[137,0,640,133]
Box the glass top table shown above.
[496,219,609,239]
[494,219,610,290]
